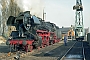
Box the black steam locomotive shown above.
[6,11,61,52]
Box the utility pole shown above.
[43,9,46,20]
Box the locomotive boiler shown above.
[6,11,61,52]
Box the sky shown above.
[44,0,90,29]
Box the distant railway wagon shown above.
[87,33,90,45]
[6,11,61,52]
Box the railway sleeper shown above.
[64,54,84,60]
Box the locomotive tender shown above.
[6,11,61,52]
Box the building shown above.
[59,26,75,40]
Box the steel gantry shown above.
[73,0,85,41]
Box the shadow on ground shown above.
[33,40,76,59]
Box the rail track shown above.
[0,42,61,60]
[58,41,85,60]
[0,40,86,60]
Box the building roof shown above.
[59,27,71,34]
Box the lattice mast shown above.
[73,0,84,40]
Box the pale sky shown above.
[44,0,90,29]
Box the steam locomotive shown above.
[6,11,61,52]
